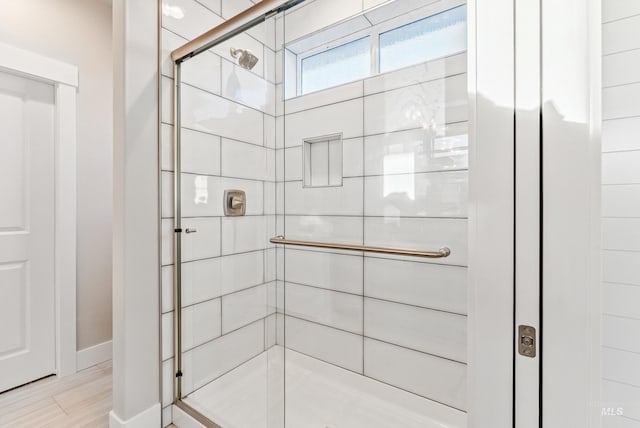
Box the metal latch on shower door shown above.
[518,325,537,358]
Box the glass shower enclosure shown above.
[171,0,478,426]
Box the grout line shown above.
[602,46,640,58]
[284,314,467,365]
[602,345,640,356]
[602,182,640,187]
[602,148,640,155]
[602,313,640,322]
[283,278,469,316]
[603,81,640,90]
[278,346,468,413]
[602,377,640,391]
[602,11,640,25]
[603,113,640,122]
[602,280,640,288]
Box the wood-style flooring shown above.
[0,361,113,427]
[0,360,178,427]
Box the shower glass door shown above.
[278,1,468,426]
[172,0,515,427]
[175,13,283,428]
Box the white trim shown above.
[514,0,541,425]
[467,0,515,426]
[77,340,113,371]
[0,42,78,88]
[0,43,78,378]
[540,0,601,426]
[109,403,161,428]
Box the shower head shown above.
[230,48,259,70]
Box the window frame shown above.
[293,0,467,97]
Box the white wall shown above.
[602,1,640,426]
[0,0,113,351]
[111,0,160,426]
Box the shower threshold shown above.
[182,346,465,428]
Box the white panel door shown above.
[0,70,55,392]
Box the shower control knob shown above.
[185,228,197,234]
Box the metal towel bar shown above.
[269,236,451,258]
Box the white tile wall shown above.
[285,283,363,334]
[276,42,470,406]
[363,123,469,176]
[603,283,640,319]
[221,215,273,255]
[603,151,640,184]
[181,84,264,146]
[221,60,275,114]
[603,347,640,390]
[602,380,640,422]
[219,250,266,295]
[221,139,274,181]
[603,250,640,285]
[181,217,221,262]
[284,249,363,294]
[602,218,640,251]
[364,171,468,218]
[182,298,222,351]
[181,129,221,175]
[602,4,640,426]
[162,0,223,41]
[603,14,640,55]
[364,339,466,410]
[181,258,223,307]
[182,320,265,394]
[364,217,467,266]
[284,178,363,216]
[603,117,640,152]
[364,53,466,95]
[603,185,640,217]
[603,49,640,88]
[284,215,364,244]
[284,316,363,373]
[161,124,174,171]
[603,83,640,120]
[364,298,466,362]
[603,0,640,22]
[222,284,271,334]
[363,74,467,136]
[285,99,364,148]
[364,257,467,314]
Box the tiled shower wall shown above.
[601,1,640,426]
[275,1,469,411]
[159,0,277,425]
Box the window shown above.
[300,37,370,95]
[379,6,467,73]
[292,3,468,97]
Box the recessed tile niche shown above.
[303,134,343,187]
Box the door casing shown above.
[0,42,79,379]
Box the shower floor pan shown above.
[183,346,465,428]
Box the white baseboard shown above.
[110,403,161,428]
[76,340,112,371]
